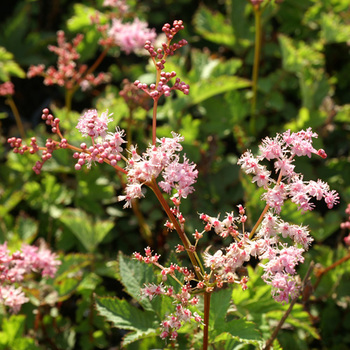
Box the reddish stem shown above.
[203,291,211,350]
[148,178,204,279]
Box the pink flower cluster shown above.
[238,128,339,213]
[195,129,339,303]
[119,132,198,208]
[198,210,307,303]
[341,204,350,245]
[103,0,129,13]
[27,30,110,90]
[74,109,127,170]
[0,81,15,96]
[257,211,313,249]
[260,245,304,303]
[199,211,250,289]
[134,246,203,341]
[106,18,156,54]
[140,282,202,341]
[0,242,61,313]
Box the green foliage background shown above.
[0,0,350,349]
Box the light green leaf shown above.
[118,253,156,311]
[0,190,23,217]
[193,5,236,47]
[320,12,350,43]
[59,208,114,252]
[190,76,251,106]
[214,319,262,346]
[278,35,324,73]
[0,47,26,80]
[0,315,26,344]
[122,328,158,347]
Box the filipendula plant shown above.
[7,20,339,349]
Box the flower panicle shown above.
[0,242,61,313]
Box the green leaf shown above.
[334,104,350,122]
[67,4,104,32]
[213,319,262,346]
[122,328,158,347]
[0,47,26,81]
[190,76,251,106]
[118,253,156,311]
[0,112,8,119]
[0,315,26,344]
[278,35,324,73]
[11,338,39,350]
[95,296,158,346]
[52,253,92,301]
[67,4,106,61]
[193,5,235,47]
[15,215,38,243]
[209,287,233,330]
[0,190,23,217]
[55,276,83,301]
[24,174,73,215]
[320,12,350,43]
[229,0,253,47]
[59,208,114,252]
[56,253,93,277]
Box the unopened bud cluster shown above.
[27,31,110,91]
[134,71,189,101]
[134,20,189,101]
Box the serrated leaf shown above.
[95,296,157,333]
[122,328,157,347]
[118,253,156,311]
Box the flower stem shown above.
[249,171,283,239]
[263,261,314,350]
[152,99,158,145]
[203,291,211,350]
[65,47,110,111]
[6,96,26,140]
[65,89,74,112]
[148,179,204,279]
[250,5,262,135]
[313,250,350,290]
